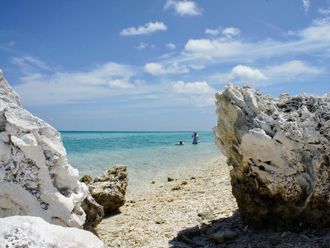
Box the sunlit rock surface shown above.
[84,165,128,215]
[0,70,89,228]
[214,85,330,229]
[0,216,107,248]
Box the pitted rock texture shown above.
[214,85,330,229]
[85,165,128,215]
[0,70,89,228]
[81,194,104,230]
[0,216,107,248]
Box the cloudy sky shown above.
[1,0,330,131]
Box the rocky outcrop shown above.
[0,70,89,228]
[81,194,104,230]
[83,165,128,215]
[214,85,330,229]
[0,216,107,248]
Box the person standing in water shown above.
[192,132,199,144]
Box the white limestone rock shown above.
[214,85,330,229]
[0,216,107,248]
[0,70,89,228]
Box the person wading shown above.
[192,132,199,145]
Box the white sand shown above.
[96,155,238,248]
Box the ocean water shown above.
[61,131,220,189]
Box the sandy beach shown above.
[96,156,330,248]
[2,2,330,247]
[96,156,237,247]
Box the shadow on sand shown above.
[169,210,330,248]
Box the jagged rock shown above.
[79,175,104,230]
[0,70,89,228]
[214,85,330,229]
[0,216,107,248]
[88,165,128,215]
[81,194,104,230]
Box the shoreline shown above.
[125,154,222,196]
[96,156,330,248]
[96,155,238,247]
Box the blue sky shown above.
[1,0,330,131]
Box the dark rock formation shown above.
[214,85,330,229]
[81,194,104,231]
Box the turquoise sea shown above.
[61,131,219,189]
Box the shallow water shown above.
[61,131,219,189]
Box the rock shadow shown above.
[169,210,330,248]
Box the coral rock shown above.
[89,165,128,215]
[214,85,330,229]
[0,70,89,228]
[81,194,104,230]
[0,216,107,248]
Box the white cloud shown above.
[164,0,201,16]
[212,60,323,86]
[136,42,148,50]
[166,43,176,49]
[172,80,216,106]
[229,65,268,83]
[172,80,214,94]
[319,7,330,15]
[189,64,205,70]
[222,27,240,37]
[11,57,216,109]
[299,18,330,41]
[205,27,221,36]
[265,60,323,78]
[180,18,330,64]
[144,63,164,75]
[184,39,213,53]
[287,30,296,36]
[0,40,16,52]
[11,56,51,74]
[14,61,140,105]
[107,79,135,89]
[120,22,167,36]
[184,38,245,58]
[144,62,189,75]
[302,0,311,13]
[157,52,176,60]
[205,27,240,37]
